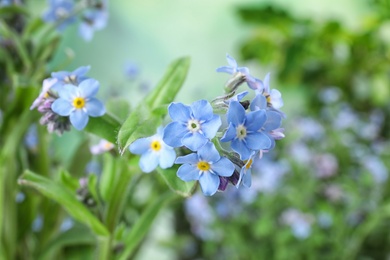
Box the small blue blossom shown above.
[79,3,108,41]
[238,152,256,188]
[253,73,284,110]
[129,126,176,173]
[163,100,221,151]
[220,101,271,160]
[175,142,234,196]
[51,79,105,130]
[124,61,140,80]
[90,139,114,155]
[30,78,58,110]
[43,0,76,32]
[51,66,91,91]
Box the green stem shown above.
[96,236,112,260]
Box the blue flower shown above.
[250,94,283,150]
[30,78,58,110]
[250,73,284,110]
[79,3,108,41]
[220,101,271,160]
[51,79,105,130]
[216,53,257,89]
[51,66,91,91]
[129,127,176,173]
[163,100,221,151]
[175,142,234,196]
[43,0,76,32]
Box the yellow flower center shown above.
[245,159,253,169]
[197,161,210,171]
[73,97,85,109]
[43,92,49,98]
[150,140,161,151]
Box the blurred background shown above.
[25,0,390,259]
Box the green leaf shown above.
[18,170,109,236]
[59,170,79,192]
[156,166,197,197]
[117,57,190,154]
[118,192,177,260]
[84,113,121,144]
[99,153,116,202]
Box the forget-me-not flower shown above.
[30,78,58,110]
[79,3,108,41]
[175,142,234,196]
[43,0,76,32]
[163,100,221,151]
[221,101,271,160]
[51,79,105,130]
[51,66,91,91]
[251,73,284,110]
[129,126,176,173]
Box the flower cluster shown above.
[30,66,105,134]
[43,0,108,41]
[129,54,286,196]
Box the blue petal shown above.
[79,22,94,41]
[139,151,159,173]
[220,123,236,142]
[177,164,200,181]
[264,111,282,131]
[250,94,267,111]
[216,66,234,74]
[201,115,221,139]
[263,72,271,92]
[73,65,91,76]
[246,132,272,151]
[210,157,234,177]
[162,122,187,148]
[79,78,99,98]
[129,137,151,155]
[231,139,252,160]
[226,53,237,68]
[175,153,199,165]
[199,172,220,196]
[58,84,78,101]
[86,98,105,117]
[69,109,89,130]
[227,101,245,126]
[181,132,208,151]
[159,147,176,169]
[51,99,73,116]
[191,100,213,121]
[242,169,252,188]
[245,109,267,132]
[198,142,220,163]
[168,102,191,123]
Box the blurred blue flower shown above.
[15,192,25,203]
[79,3,108,41]
[30,78,58,110]
[364,156,388,183]
[43,0,76,32]
[90,139,114,155]
[85,160,102,175]
[60,217,74,232]
[280,208,313,240]
[0,0,12,6]
[163,100,221,151]
[24,124,38,151]
[51,79,105,130]
[124,61,140,80]
[32,215,43,232]
[51,66,91,91]
[220,101,271,160]
[175,142,234,196]
[129,126,176,173]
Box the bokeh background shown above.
[22,0,390,259]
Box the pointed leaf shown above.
[85,113,121,144]
[156,166,197,197]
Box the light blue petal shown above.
[86,98,105,117]
[199,171,220,196]
[58,84,78,101]
[246,132,272,151]
[216,66,234,74]
[73,65,91,76]
[264,111,282,131]
[139,151,159,173]
[159,147,176,169]
[226,53,237,68]
[235,91,248,101]
[162,122,187,147]
[270,89,284,109]
[247,78,263,91]
[79,78,99,98]
[231,139,252,160]
[210,157,234,177]
[177,164,200,181]
[266,133,276,150]
[181,131,208,151]
[175,153,199,165]
[201,115,221,139]
[79,22,94,41]
[198,142,220,163]
[238,67,250,75]
[129,137,151,155]
[168,102,191,122]
[250,94,267,111]
[227,101,245,126]
[156,126,164,137]
[245,109,267,132]
[242,169,252,188]
[263,72,271,92]
[69,109,89,130]
[51,71,69,80]
[51,99,73,116]
[191,100,213,121]
[220,123,236,142]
